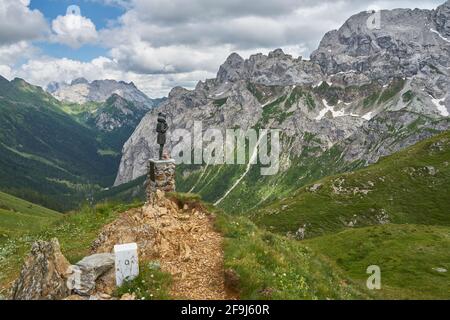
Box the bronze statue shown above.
[156,112,168,160]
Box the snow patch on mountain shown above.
[431,96,449,117]
[316,100,361,120]
[430,28,450,43]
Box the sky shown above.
[0,0,445,97]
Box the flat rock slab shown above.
[67,253,115,296]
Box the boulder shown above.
[120,293,136,300]
[11,238,71,300]
[67,253,115,296]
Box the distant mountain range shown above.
[47,77,159,108]
[0,75,164,210]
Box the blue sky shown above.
[30,0,125,28]
[30,0,125,61]
[0,0,445,97]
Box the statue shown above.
[156,112,168,160]
[147,112,175,202]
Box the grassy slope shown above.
[1,192,448,299]
[0,201,143,296]
[0,190,369,300]
[305,224,450,300]
[243,131,450,299]
[251,130,450,238]
[218,212,450,299]
[95,175,146,204]
[0,191,61,238]
[216,213,370,300]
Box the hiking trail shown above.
[91,191,238,300]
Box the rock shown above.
[148,261,161,271]
[100,293,112,299]
[434,1,450,37]
[95,269,116,295]
[120,293,136,300]
[295,225,307,240]
[11,238,71,300]
[309,183,323,192]
[64,295,87,301]
[426,166,437,176]
[67,253,115,296]
[311,4,450,83]
[146,159,176,203]
[217,53,246,83]
[346,215,358,228]
[87,293,112,300]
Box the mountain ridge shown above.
[0,77,121,210]
[47,78,159,108]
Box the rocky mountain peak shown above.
[106,93,128,105]
[217,53,246,83]
[225,52,244,64]
[268,48,290,59]
[168,86,190,99]
[46,81,60,93]
[49,78,157,108]
[71,77,89,85]
[310,4,450,85]
[435,0,450,36]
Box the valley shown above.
[0,76,160,211]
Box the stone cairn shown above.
[146,158,176,203]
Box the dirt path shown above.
[91,192,237,300]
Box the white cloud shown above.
[13,56,116,88]
[0,0,48,45]
[51,13,98,48]
[100,0,444,82]
[0,65,12,80]
[109,39,232,74]
[9,55,213,98]
[0,41,37,65]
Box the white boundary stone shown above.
[114,243,139,287]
